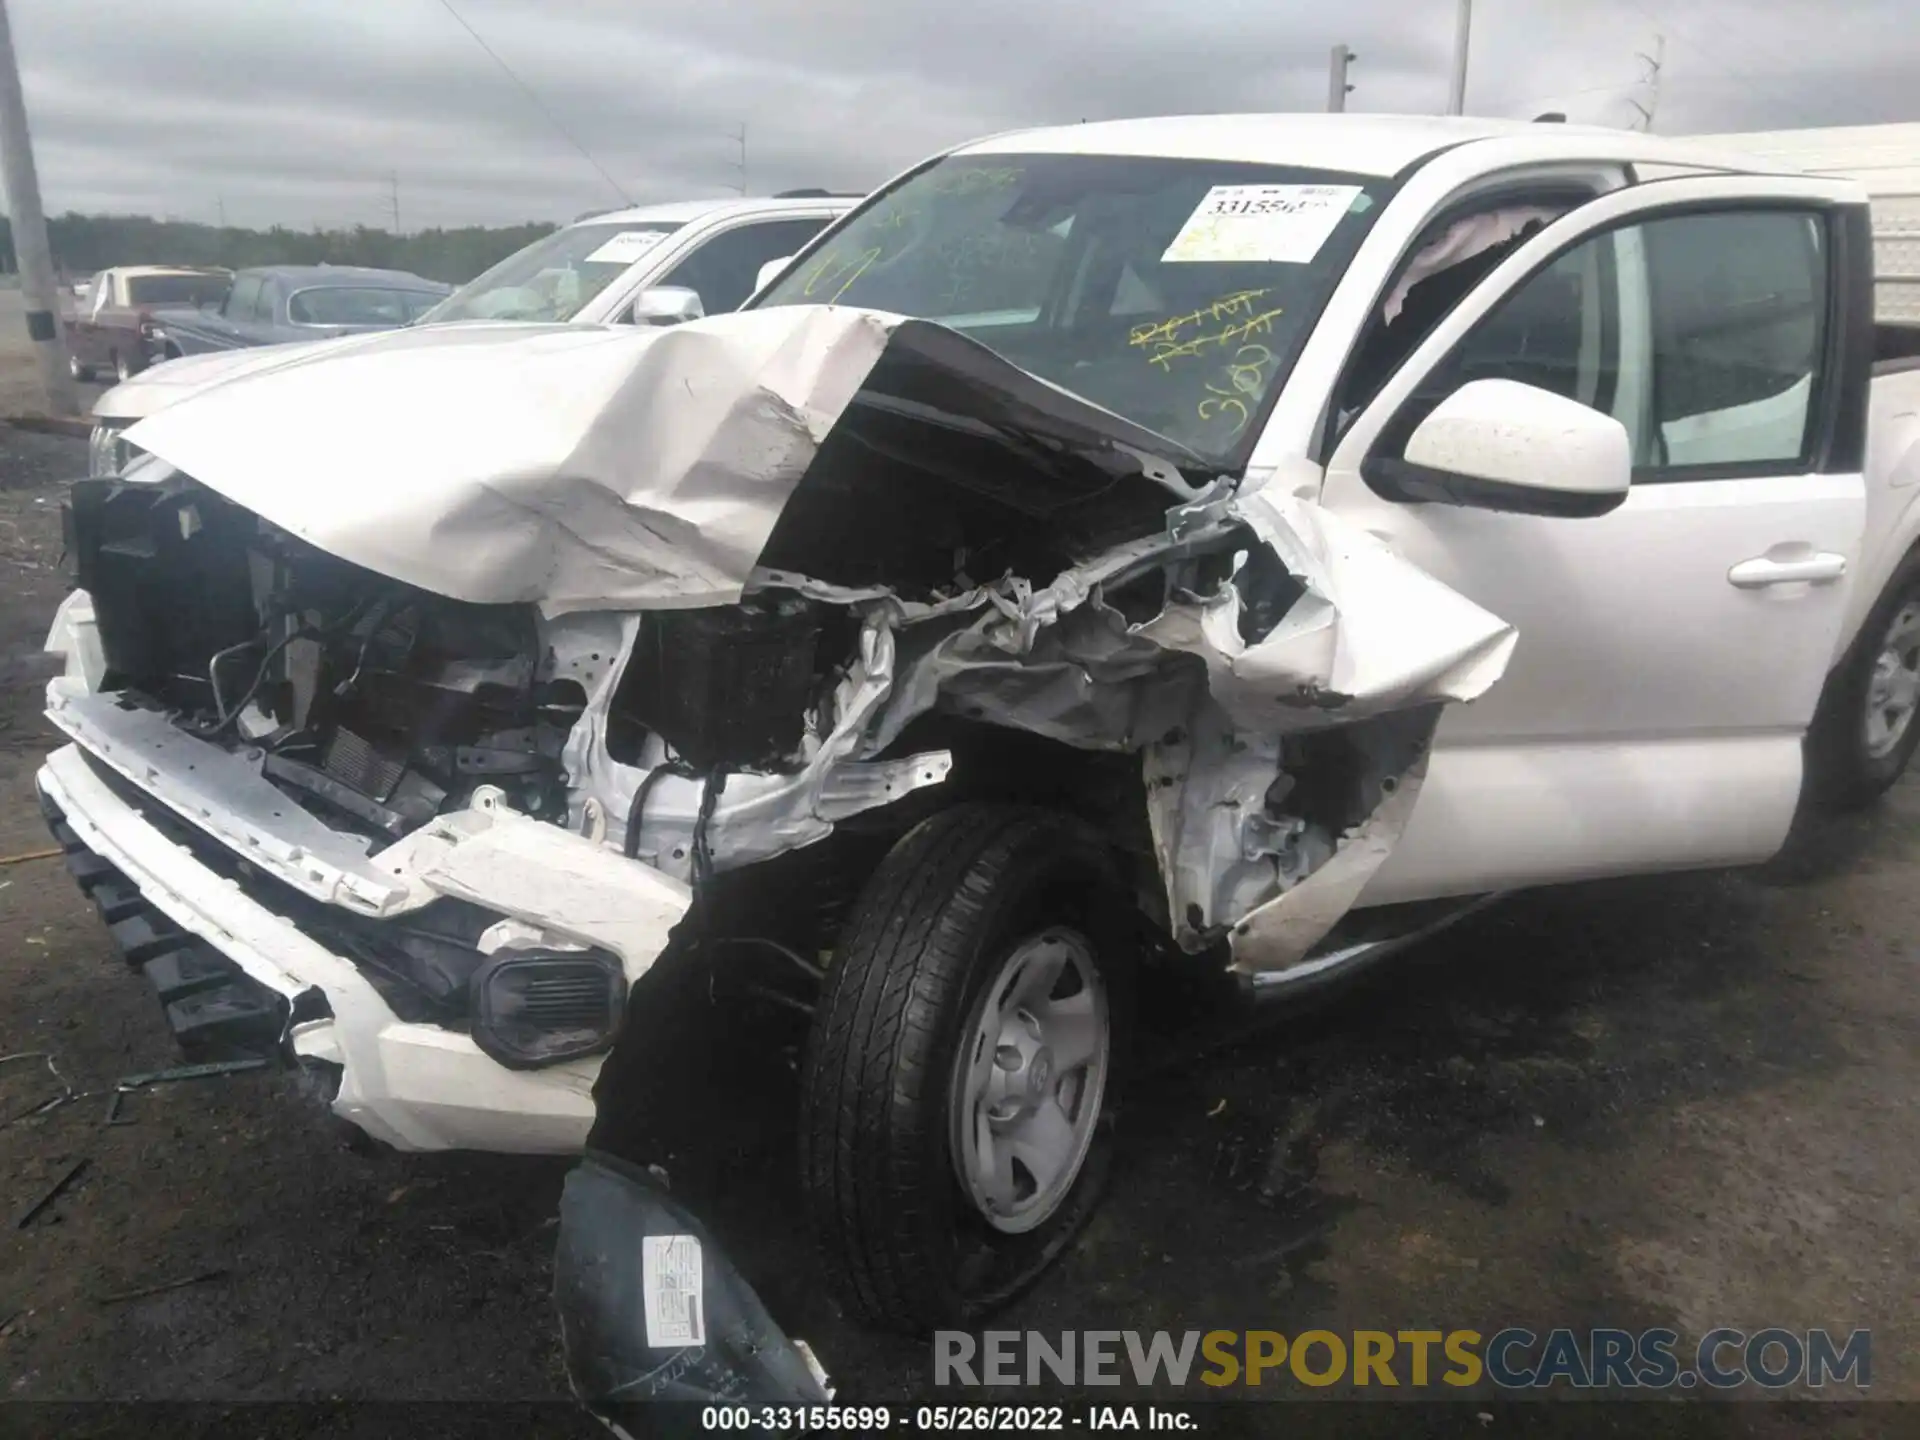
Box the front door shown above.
[1318,176,1868,905]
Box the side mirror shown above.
[754,256,795,294]
[1363,378,1630,518]
[629,286,705,327]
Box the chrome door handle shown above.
[1727,552,1848,589]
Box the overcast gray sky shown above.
[10,0,1915,230]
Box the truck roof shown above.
[955,112,1805,180]
[573,195,857,228]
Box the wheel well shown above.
[633,715,1162,962]
[868,714,1162,918]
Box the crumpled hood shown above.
[122,308,1218,615]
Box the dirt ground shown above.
[2,424,1917,1436]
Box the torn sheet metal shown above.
[1135,487,1516,734]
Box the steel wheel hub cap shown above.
[950,928,1109,1235]
[1864,601,1920,759]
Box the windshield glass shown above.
[755,153,1384,461]
[128,274,228,307]
[290,286,445,326]
[419,221,687,323]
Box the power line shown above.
[1502,77,1646,116]
[727,122,747,196]
[1618,0,1831,127]
[1627,34,1664,131]
[432,0,632,205]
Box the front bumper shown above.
[36,726,690,1154]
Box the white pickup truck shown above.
[36,115,1920,1386]
[82,192,854,479]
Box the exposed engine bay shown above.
[52,307,1517,1075]
[74,473,582,840]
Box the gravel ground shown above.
[1,424,1915,1437]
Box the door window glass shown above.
[1377,208,1828,478]
[657,218,833,316]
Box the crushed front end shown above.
[39,311,1515,1155]
[37,308,1524,1419]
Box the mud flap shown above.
[555,1151,829,1431]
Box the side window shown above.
[1336,199,1570,429]
[1642,210,1826,470]
[657,218,831,316]
[1378,207,1829,479]
[256,280,280,324]
[226,274,264,322]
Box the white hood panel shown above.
[124,311,894,614]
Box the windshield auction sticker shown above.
[585,230,671,265]
[1161,184,1364,265]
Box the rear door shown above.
[1316,175,1870,904]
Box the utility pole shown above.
[0,0,76,414]
[1327,44,1356,112]
[1446,0,1472,115]
[1629,34,1666,132]
[216,195,227,227]
[386,171,402,235]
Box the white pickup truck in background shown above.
[36,115,1920,1401]
[82,191,855,479]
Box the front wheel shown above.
[112,349,134,382]
[1806,550,1920,808]
[799,805,1132,1334]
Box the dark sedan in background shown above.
[146,264,451,359]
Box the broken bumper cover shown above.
[35,735,690,1154]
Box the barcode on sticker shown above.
[641,1234,706,1348]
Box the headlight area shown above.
[87,421,133,479]
[57,746,631,1070]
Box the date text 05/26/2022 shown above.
[700,1406,1195,1431]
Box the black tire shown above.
[1806,548,1920,809]
[799,804,1134,1334]
[69,353,94,383]
[112,349,134,382]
